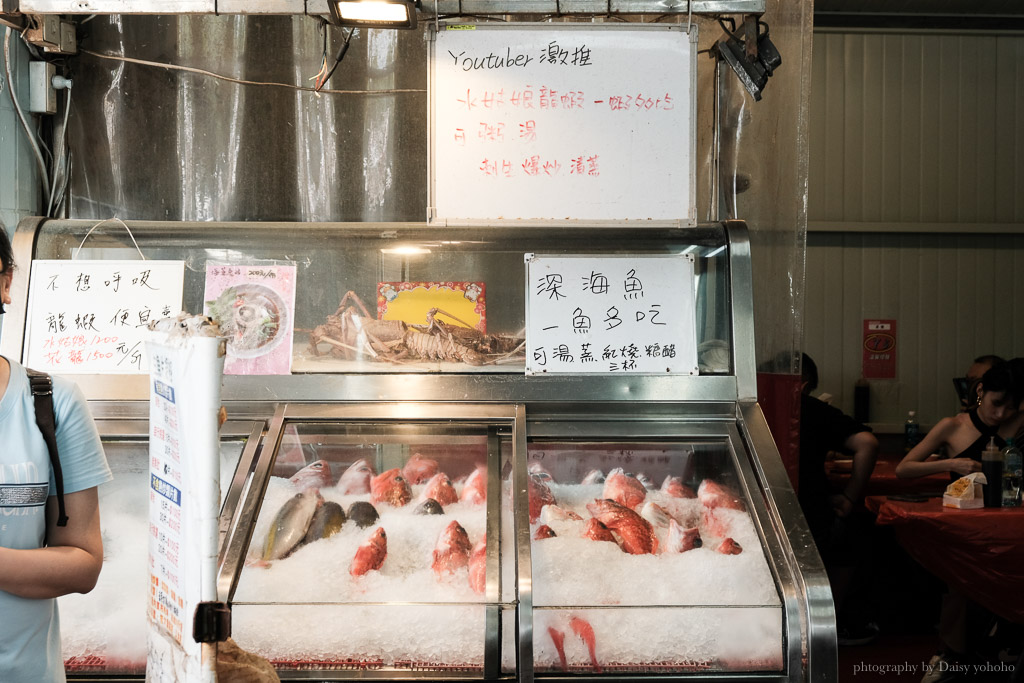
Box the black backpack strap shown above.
[26,369,68,528]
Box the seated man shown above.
[797,353,879,645]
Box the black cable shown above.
[717,16,741,41]
[316,28,354,92]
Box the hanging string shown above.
[72,217,147,261]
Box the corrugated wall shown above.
[805,31,1024,429]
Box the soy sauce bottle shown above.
[904,411,920,454]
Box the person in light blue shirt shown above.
[0,228,113,682]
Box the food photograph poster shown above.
[203,263,297,375]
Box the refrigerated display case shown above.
[0,217,834,681]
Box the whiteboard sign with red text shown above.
[863,319,897,380]
[430,24,697,224]
[23,260,184,374]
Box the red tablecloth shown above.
[827,458,950,497]
[865,495,1024,623]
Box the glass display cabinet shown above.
[0,217,834,682]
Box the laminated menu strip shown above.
[429,23,697,224]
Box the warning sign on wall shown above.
[862,319,897,380]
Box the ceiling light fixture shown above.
[327,0,418,29]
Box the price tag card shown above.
[525,254,698,374]
[23,260,185,373]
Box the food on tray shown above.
[307,291,524,366]
[206,284,284,357]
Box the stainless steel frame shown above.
[218,402,527,680]
[15,0,765,17]
[0,217,835,681]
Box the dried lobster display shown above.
[308,291,525,366]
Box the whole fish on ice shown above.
[665,518,702,553]
[299,501,346,547]
[460,465,487,505]
[431,520,473,578]
[581,518,617,544]
[403,453,439,485]
[697,478,745,511]
[580,469,605,485]
[570,616,602,673]
[548,626,568,671]
[468,535,487,594]
[661,475,697,499]
[539,505,583,525]
[528,461,555,483]
[350,526,387,576]
[586,498,659,555]
[640,501,672,529]
[371,468,412,507]
[717,537,743,555]
[289,460,332,491]
[346,501,380,528]
[533,524,557,540]
[529,472,557,523]
[422,472,459,506]
[601,468,647,510]
[414,498,445,515]
[336,458,375,495]
[262,489,322,561]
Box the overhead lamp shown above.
[327,0,418,29]
[715,16,782,102]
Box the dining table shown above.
[865,494,1024,624]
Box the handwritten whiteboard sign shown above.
[525,254,698,374]
[23,260,185,374]
[430,24,697,224]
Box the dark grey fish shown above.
[300,501,346,547]
[262,489,322,561]
[414,498,445,515]
[347,501,380,528]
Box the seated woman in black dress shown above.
[896,361,1024,480]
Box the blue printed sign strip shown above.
[150,474,182,506]
[154,380,175,404]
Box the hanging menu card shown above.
[525,254,698,375]
[23,260,184,373]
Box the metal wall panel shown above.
[0,33,39,234]
[805,232,1024,429]
[805,30,1024,430]
[809,31,1024,227]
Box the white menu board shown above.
[23,260,184,373]
[525,254,698,375]
[430,24,697,223]
[146,335,224,683]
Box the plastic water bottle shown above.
[904,410,920,453]
[1001,437,1022,508]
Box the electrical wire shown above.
[308,18,330,88]
[46,86,72,217]
[4,27,51,210]
[315,28,353,92]
[80,48,425,96]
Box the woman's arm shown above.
[0,487,104,599]
[895,417,980,479]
